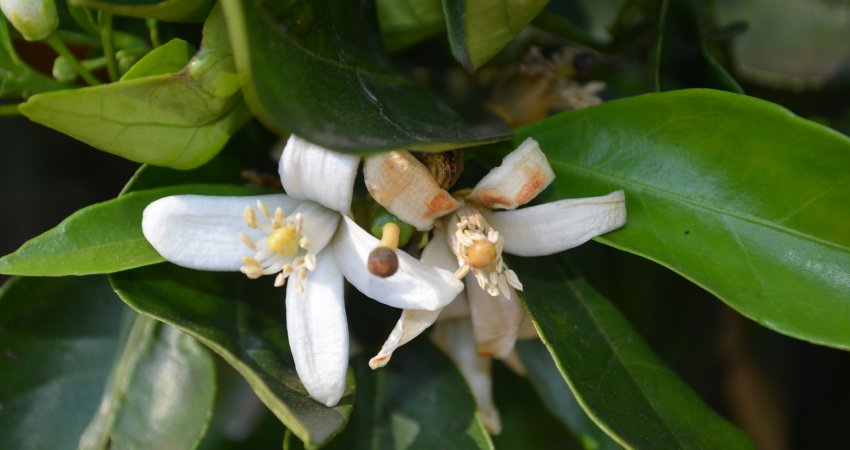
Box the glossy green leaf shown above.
[0,184,268,276]
[516,340,619,450]
[512,255,753,449]
[377,0,444,52]
[321,346,492,450]
[0,276,124,450]
[120,38,196,81]
[443,0,548,71]
[220,0,510,153]
[79,314,216,450]
[19,5,249,169]
[109,264,354,449]
[73,0,215,22]
[655,0,742,92]
[518,89,850,350]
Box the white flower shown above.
[0,0,57,41]
[367,138,626,430]
[142,135,464,407]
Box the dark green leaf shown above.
[377,0,444,52]
[0,276,124,450]
[19,6,248,169]
[512,255,753,449]
[120,38,196,81]
[109,264,354,449]
[490,362,578,450]
[73,0,215,22]
[518,89,850,350]
[516,340,619,450]
[321,346,492,450]
[0,184,268,276]
[655,0,742,92]
[79,314,216,450]
[220,0,510,153]
[443,0,548,71]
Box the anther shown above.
[257,200,271,220]
[244,207,257,228]
[240,233,257,250]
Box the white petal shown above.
[466,279,524,359]
[368,308,441,369]
[279,135,360,213]
[363,151,459,231]
[469,137,555,210]
[291,201,340,255]
[286,250,348,406]
[421,228,470,321]
[142,194,300,271]
[432,320,502,434]
[333,215,463,310]
[489,190,627,257]
[517,311,539,339]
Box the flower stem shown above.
[146,18,160,48]
[45,33,100,85]
[0,103,22,116]
[98,12,119,81]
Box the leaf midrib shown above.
[550,160,850,253]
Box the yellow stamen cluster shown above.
[452,206,522,298]
[239,200,316,292]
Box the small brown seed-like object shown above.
[414,149,464,190]
[368,247,399,278]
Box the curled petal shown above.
[142,194,300,271]
[422,228,470,321]
[432,320,502,434]
[333,215,463,310]
[489,190,627,257]
[286,250,348,406]
[369,309,441,369]
[364,151,459,231]
[466,278,524,359]
[469,137,555,210]
[279,135,360,213]
[292,201,340,255]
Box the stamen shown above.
[451,205,521,298]
[240,233,256,250]
[274,272,286,287]
[271,207,285,229]
[257,200,271,220]
[244,207,257,228]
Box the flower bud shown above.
[52,56,76,83]
[0,0,59,41]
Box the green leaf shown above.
[120,38,196,81]
[220,0,510,153]
[19,5,249,169]
[516,340,619,450]
[512,255,754,449]
[321,346,492,450]
[79,314,216,450]
[73,0,215,22]
[377,0,444,52]
[518,89,850,350]
[109,264,354,449]
[654,0,742,92]
[0,276,124,450]
[443,0,548,71]
[0,184,268,276]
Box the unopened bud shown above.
[52,56,76,83]
[0,0,58,41]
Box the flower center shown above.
[268,226,301,256]
[239,200,316,292]
[451,205,523,298]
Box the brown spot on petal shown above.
[515,167,550,206]
[477,192,512,209]
[425,192,459,219]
